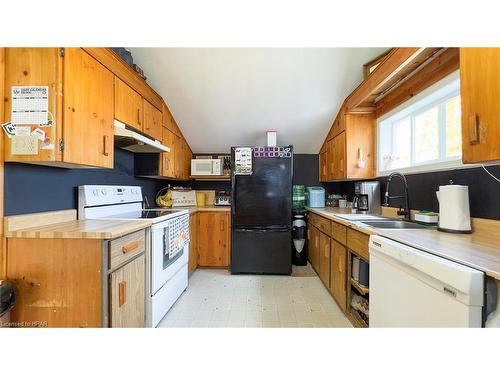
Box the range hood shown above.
[114,120,170,153]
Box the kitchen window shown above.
[377,73,462,175]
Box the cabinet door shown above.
[331,239,347,312]
[345,114,375,179]
[63,48,114,168]
[3,48,60,163]
[326,138,335,180]
[183,140,192,179]
[188,214,198,275]
[308,225,320,272]
[197,212,229,267]
[460,48,500,163]
[318,231,331,288]
[319,151,328,182]
[143,99,163,141]
[114,76,143,131]
[174,134,182,178]
[110,254,145,328]
[332,132,346,180]
[161,127,176,178]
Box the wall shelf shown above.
[190,175,231,181]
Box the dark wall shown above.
[321,164,500,221]
[4,148,168,216]
[293,154,320,187]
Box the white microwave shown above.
[191,159,222,175]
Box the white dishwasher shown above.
[369,235,484,327]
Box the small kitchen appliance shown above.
[215,191,231,206]
[78,185,190,327]
[306,186,325,208]
[436,184,472,233]
[191,159,222,176]
[353,181,381,214]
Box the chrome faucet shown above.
[383,172,411,221]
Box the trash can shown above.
[292,209,308,266]
[0,280,16,328]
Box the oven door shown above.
[151,221,189,295]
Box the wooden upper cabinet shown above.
[161,127,176,178]
[114,76,143,131]
[197,212,230,267]
[320,113,375,182]
[63,48,114,168]
[460,48,500,163]
[319,151,328,182]
[345,114,375,179]
[143,99,162,140]
[332,132,346,180]
[3,48,60,163]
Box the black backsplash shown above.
[321,164,500,221]
[3,148,169,216]
[7,150,498,220]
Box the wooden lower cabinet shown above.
[189,213,198,275]
[318,232,331,288]
[5,230,147,327]
[330,239,347,312]
[308,225,320,272]
[197,212,230,267]
[109,254,145,328]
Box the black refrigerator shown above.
[231,146,293,275]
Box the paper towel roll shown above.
[436,185,472,233]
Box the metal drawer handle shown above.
[119,281,127,307]
[122,241,139,254]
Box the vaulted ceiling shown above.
[129,48,387,154]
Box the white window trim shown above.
[376,70,478,177]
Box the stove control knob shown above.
[101,188,107,196]
[92,189,99,196]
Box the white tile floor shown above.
[158,268,352,328]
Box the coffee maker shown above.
[353,181,381,214]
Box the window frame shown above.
[377,72,465,176]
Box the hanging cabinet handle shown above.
[469,113,480,145]
[103,135,109,156]
[118,281,127,307]
[137,109,141,126]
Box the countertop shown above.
[174,205,231,215]
[6,219,151,240]
[307,207,500,280]
[4,207,230,239]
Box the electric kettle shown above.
[435,184,472,233]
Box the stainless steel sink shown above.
[359,220,432,229]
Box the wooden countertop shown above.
[6,219,151,240]
[4,207,230,239]
[307,207,500,280]
[4,209,151,240]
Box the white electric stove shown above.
[78,185,189,327]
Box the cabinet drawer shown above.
[331,221,347,245]
[346,229,369,260]
[309,213,331,236]
[109,230,146,270]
